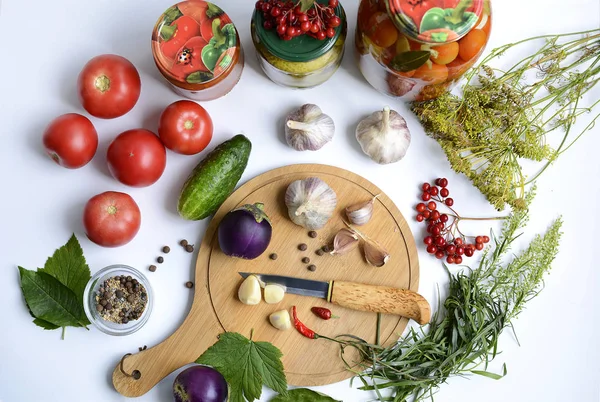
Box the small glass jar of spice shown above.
[251,0,347,88]
[355,0,492,101]
[83,265,153,336]
[151,1,244,101]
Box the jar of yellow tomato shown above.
[356,0,492,101]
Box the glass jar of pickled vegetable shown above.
[152,1,244,101]
[251,0,347,89]
[356,0,492,101]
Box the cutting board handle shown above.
[329,281,431,325]
[112,304,222,397]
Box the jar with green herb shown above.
[356,0,492,101]
[251,0,347,88]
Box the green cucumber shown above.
[177,134,251,220]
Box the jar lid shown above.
[253,0,345,63]
[386,0,483,44]
[152,1,240,85]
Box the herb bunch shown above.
[411,29,600,210]
[333,191,562,401]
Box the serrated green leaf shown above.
[196,332,287,402]
[19,268,89,328]
[271,388,341,401]
[24,298,60,330]
[39,234,90,301]
[33,318,61,330]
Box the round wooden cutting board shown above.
[202,164,419,386]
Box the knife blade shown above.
[238,272,431,325]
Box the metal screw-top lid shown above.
[386,0,483,44]
[151,1,240,86]
[253,0,346,62]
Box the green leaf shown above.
[206,3,224,19]
[271,389,341,401]
[19,268,89,328]
[390,51,431,72]
[162,5,183,25]
[186,70,214,84]
[39,234,90,301]
[25,298,60,330]
[196,332,287,402]
[33,318,61,330]
[299,0,315,12]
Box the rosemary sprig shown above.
[333,190,562,401]
[411,29,600,210]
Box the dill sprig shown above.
[333,190,562,401]
[411,29,600,210]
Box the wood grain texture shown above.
[111,164,421,396]
[329,281,431,325]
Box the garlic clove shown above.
[285,104,335,151]
[285,177,337,230]
[345,195,379,226]
[356,106,411,165]
[363,238,390,267]
[330,228,359,255]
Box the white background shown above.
[1,0,599,401]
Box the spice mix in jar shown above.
[152,1,244,101]
[356,0,492,101]
[251,0,347,88]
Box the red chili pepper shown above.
[160,16,201,59]
[311,307,339,320]
[292,306,318,339]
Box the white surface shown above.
[1,1,599,401]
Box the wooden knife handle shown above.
[328,281,431,325]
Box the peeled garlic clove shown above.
[330,228,359,255]
[264,284,286,304]
[238,275,262,305]
[345,195,379,226]
[269,309,292,331]
[285,177,337,230]
[363,238,390,267]
[356,106,411,164]
[285,104,335,151]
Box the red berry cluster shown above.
[415,178,490,264]
[255,0,341,41]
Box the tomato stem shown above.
[94,75,111,93]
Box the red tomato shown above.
[77,54,141,119]
[158,100,213,155]
[84,191,141,247]
[107,129,167,187]
[42,113,98,169]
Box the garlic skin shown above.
[285,104,335,151]
[285,177,337,230]
[345,195,379,226]
[364,238,390,267]
[356,106,411,164]
[330,228,359,255]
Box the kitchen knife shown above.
[239,272,431,325]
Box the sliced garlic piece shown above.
[264,284,286,304]
[269,309,292,330]
[238,275,262,305]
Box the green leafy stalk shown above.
[331,191,562,401]
[411,29,600,210]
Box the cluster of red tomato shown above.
[42,54,214,247]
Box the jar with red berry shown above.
[251,0,347,88]
[355,0,492,101]
[151,1,244,101]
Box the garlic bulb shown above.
[356,106,411,164]
[345,195,379,226]
[285,104,335,151]
[285,177,337,230]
